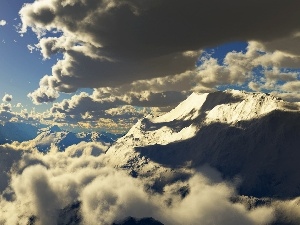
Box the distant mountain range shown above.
[32,125,121,152]
[0,123,122,152]
[0,122,41,144]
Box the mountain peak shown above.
[151,90,299,125]
[106,90,300,198]
[108,90,300,154]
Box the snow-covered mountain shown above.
[0,122,41,144]
[106,90,300,198]
[2,90,300,225]
[14,125,121,152]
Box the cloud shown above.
[0,20,6,26]
[0,142,275,225]
[27,44,37,53]
[47,92,149,132]
[34,40,300,131]
[19,0,300,102]
[27,85,59,104]
[281,80,300,92]
[0,104,46,127]
[44,89,190,132]
[190,41,300,101]
[33,47,199,93]
[2,94,12,102]
[272,198,300,224]
[0,103,11,112]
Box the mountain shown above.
[2,90,300,225]
[0,122,41,144]
[106,90,300,198]
[21,125,121,152]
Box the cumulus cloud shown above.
[0,103,11,111]
[45,90,190,132]
[0,20,6,26]
[0,142,276,225]
[2,94,12,102]
[19,0,300,103]
[281,80,300,92]
[47,92,145,132]
[0,104,46,127]
[34,40,300,131]
[189,41,300,101]
[28,85,59,104]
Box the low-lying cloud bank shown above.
[0,141,299,225]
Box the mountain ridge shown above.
[106,90,300,198]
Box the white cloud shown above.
[281,80,300,92]
[0,142,275,225]
[0,103,11,112]
[27,44,37,53]
[2,94,12,102]
[0,20,6,26]
[27,85,59,104]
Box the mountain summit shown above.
[106,90,300,198]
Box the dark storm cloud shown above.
[21,0,300,58]
[20,0,300,100]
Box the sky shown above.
[0,0,300,133]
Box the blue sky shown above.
[0,1,93,113]
[0,1,51,110]
[0,0,300,133]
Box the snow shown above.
[151,92,209,122]
[108,90,299,156]
[205,92,290,124]
[5,128,116,153]
[106,90,300,198]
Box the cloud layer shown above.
[0,142,276,225]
